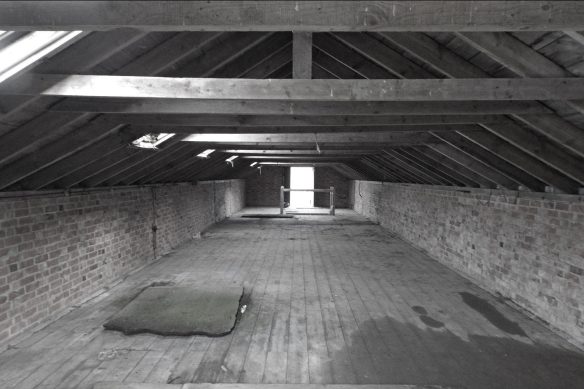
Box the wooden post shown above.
[330,186,335,216]
[293,32,312,79]
[280,185,284,215]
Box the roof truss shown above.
[0,8,583,194]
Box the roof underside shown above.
[1,1,584,194]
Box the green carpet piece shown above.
[241,214,294,218]
[103,285,243,336]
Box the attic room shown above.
[0,1,583,389]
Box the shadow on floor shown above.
[331,315,584,388]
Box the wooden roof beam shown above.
[6,75,584,101]
[181,131,437,145]
[293,32,312,79]
[116,113,505,127]
[131,124,482,135]
[51,98,549,116]
[2,1,584,31]
[226,149,375,155]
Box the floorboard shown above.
[1,208,584,389]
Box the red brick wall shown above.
[351,181,584,346]
[245,166,289,207]
[0,180,244,348]
[314,167,350,208]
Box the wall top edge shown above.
[351,180,584,203]
[0,179,244,201]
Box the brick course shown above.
[0,180,244,348]
[314,167,350,208]
[245,166,289,206]
[351,181,584,346]
[246,166,350,208]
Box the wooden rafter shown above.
[336,31,584,192]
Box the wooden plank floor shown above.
[1,208,584,389]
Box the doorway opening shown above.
[289,166,314,208]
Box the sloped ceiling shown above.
[0,3,583,194]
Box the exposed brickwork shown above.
[245,166,289,206]
[0,180,244,348]
[351,181,584,346]
[314,167,350,208]
[246,166,350,208]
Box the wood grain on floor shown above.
[1,208,583,389]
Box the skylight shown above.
[250,162,258,167]
[0,30,83,83]
[225,155,238,167]
[131,133,175,149]
[197,149,215,158]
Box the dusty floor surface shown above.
[1,208,583,389]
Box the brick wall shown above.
[314,167,350,208]
[245,166,289,207]
[246,166,350,208]
[351,181,584,346]
[0,180,244,348]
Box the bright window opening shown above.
[131,133,175,149]
[289,167,314,209]
[197,149,215,158]
[225,155,238,167]
[0,30,83,83]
